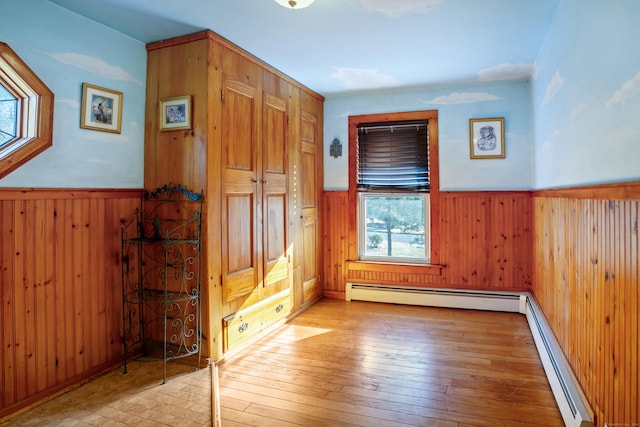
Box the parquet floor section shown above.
[0,298,564,426]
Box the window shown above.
[0,42,54,179]
[348,110,439,264]
[360,193,429,260]
[0,83,18,147]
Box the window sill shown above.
[346,260,444,276]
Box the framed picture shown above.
[80,83,123,133]
[159,95,192,131]
[469,117,505,159]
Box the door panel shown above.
[226,194,253,273]
[261,93,289,300]
[300,111,320,303]
[225,81,256,171]
[301,150,316,208]
[264,94,286,174]
[222,78,260,303]
[302,210,318,282]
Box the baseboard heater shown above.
[346,283,594,427]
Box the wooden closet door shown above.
[260,93,290,300]
[221,78,261,302]
[300,110,320,303]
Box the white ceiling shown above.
[48,0,560,96]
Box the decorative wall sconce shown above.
[330,138,342,158]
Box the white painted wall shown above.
[0,0,146,188]
[324,80,534,191]
[532,0,640,188]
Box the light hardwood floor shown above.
[1,299,563,426]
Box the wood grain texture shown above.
[3,300,563,427]
[145,30,324,361]
[440,192,532,291]
[218,298,563,427]
[0,188,140,418]
[532,189,639,427]
[322,191,532,295]
[322,191,350,294]
[323,182,639,426]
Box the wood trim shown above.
[441,190,532,198]
[146,30,324,101]
[0,43,54,179]
[0,188,142,201]
[323,290,345,300]
[428,118,440,265]
[347,110,440,264]
[347,260,443,276]
[533,181,640,200]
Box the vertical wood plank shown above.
[532,188,640,427]
[72,199,84,376]
[91,198,105,366]
[0,190,140,419]
[81,199,93,369]
[44,199,57,389]
[13,200,27,402]
[25,200,37,397]
[1,201,16,407]
[62,198,76,380]
[104,198,119,361]
[34,199,47,394]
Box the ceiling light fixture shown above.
[274,0,315,9]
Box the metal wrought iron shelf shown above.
[121,183,203,383]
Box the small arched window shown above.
[0,43,54,179]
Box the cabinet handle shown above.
[275,304,284,313]
[238,322,249,333]
[263,180,268,185]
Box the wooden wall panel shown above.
[533,185,640,427]
[322,191,349,297]
[440,191,532,290]
[322,190,532,296]
[0,189,140,419]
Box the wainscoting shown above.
[533,183,640,427]
[323,183,640,427]
[323,190,533,297]
[0,188,140,418]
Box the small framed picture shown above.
[159,95,192,131]
[469,117,505,159]
[80,83,123,133]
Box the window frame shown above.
[348,110,440,265]
[0,43,54,179]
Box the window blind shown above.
[357,121,429,191]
